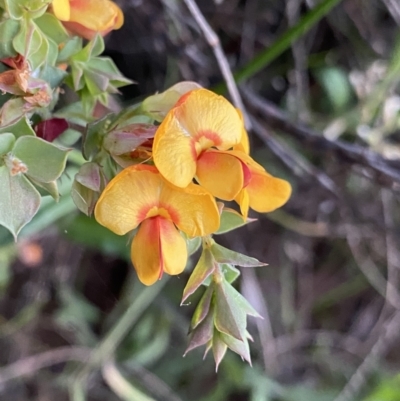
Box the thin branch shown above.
[242,87,400,190]
[0,346,91,387]
[251,117,340,196]
[182,0,251,129]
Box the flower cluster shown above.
[95,87,292,285]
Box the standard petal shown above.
[174,89,243,150]
[158,218,188,276]
[94,167,163,235]
[196,150,244,201]
[153,111,197,188]
[234,109,250,154]
[131,217,162,285]
[52,0,70,20]
[246,170,292,213]
[161,181,220,238]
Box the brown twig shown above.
[242,87,400,190]
[182,0,251,129]
[251,117,340,196]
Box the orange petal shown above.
[161,181,220,237]
[196,150,244,201]
[234,109,250,154]
[94,166,162,235]
[153,111,197,188]
[52,0,70,21]
[236,189,250,219]
[131,216,187,285]
[174,89,243,151]
[68,0,123,31]
[245,170,292,213]
[158,219,188,276]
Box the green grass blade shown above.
[215,0,343,91]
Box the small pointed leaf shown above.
[224,281,262,318]
[220,264,241,284]
[216,207,256,234]
[214,281,247,341]
[12,136,69,183]
[211,242,267,267]
[0,133,15,156]
[190,284,214,331]
[184,309,214,356]
[0,116,36,138]
[0,20,19,59]
[75,162,102,192]
[212,331,228,371]
[29,176,59,201]
[71,180,98,216]
[182,248,216,303]
[220,332,251,365]
[0,166,40,239]
[186,235,201,256]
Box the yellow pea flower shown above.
[153,88,291,217]
[153,88,243,189]
[94,165,219,285]
[51,0,123,40]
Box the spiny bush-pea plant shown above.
[0,0,291,369]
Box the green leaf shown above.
[29,176,59,201]
[211,242,267,267]
[0,165,41,239]
[216,208,256,234]
[55,101,94,127]
[220,264,241,284]
[57,36,82,62]
[40,65,68,89]
[0,133,15,156]
[214,281,247,341]
[0,19,19,59]
[0,98,26,126]
[83,113,113,159]
[35,13,69,45]
[0,116,36,138]
[186,236,201,256]
[13,18,43,66]
[223,280,262,318]
[182,248,216,303]
[71,180,96,216]
[219,332,251,365]
[190,284,214,330]
[12,136,69,183]
[184,307,214,356]
[4,0,24,19]
[212,330,228,371]
[28,29,49,70]
[75,162,103,191]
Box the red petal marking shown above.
[174,90,194,108]
[194,130,223,148]
[136,203,180,226]
[156,217,164,280]
[241,161,252,188]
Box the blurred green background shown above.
[2,0,400,400]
